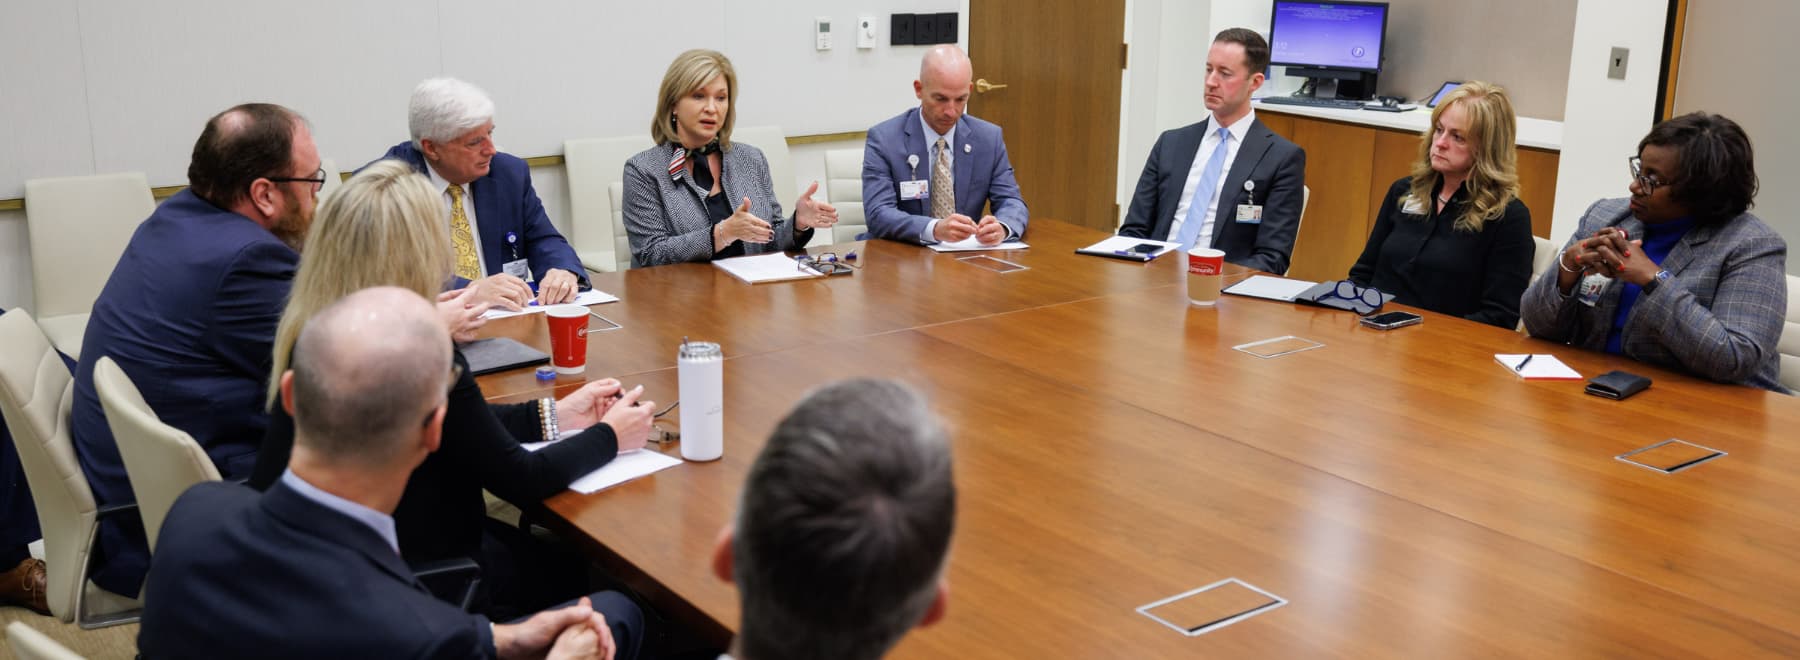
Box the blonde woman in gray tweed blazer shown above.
[1522,113,1789,393]
[623,49,836,268]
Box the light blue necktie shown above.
[1176,126,1233,250]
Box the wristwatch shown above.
[1643,269,1672,295]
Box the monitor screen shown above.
[1268,2,1389,72]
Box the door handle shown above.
[974,78,1009,93]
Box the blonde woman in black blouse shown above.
[1348,81,1534,328]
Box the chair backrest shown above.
[1531,236,1558,280]
[23,172,155,320]
[94,357,220,552]
[731,125,797,218]
[317,157,344,204]
[1288,185,1311,276]
[5,622,87,660]
[0,310,95,623]
[1780,274,1800,392]
[564,135,654,273]
[825,148,867,243]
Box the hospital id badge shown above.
[502,258,532,281]
[900,180,929,201]
[1235,204,1263,224]
[1576,274,1610,307]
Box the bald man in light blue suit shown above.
[863,45,1028,246]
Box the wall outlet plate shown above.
[1608,46,1629,80]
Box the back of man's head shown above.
[288,286,450,467]
[187,103,302,208]
[730,379,956,660]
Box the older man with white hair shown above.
[372,77,586,309]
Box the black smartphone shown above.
[1130,243,1162,254]
[1360,311,1422,330]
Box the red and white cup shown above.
[545,305,590,374]
[1186,248,1226,306]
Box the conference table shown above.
[474,219,1800,657]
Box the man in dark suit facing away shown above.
[138,287,640,660]
[1120,28,1307,275]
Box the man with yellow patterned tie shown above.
[373,77,587,309]
[863,45,1029,246]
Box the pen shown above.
[1513,354,1534,372]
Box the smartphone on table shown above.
[1360,311,1422,330]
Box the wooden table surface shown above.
[476,219,1799,657]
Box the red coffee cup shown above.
[545,305,589,374]
[1187,248,1226,306]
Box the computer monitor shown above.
[1268,1,1389,100]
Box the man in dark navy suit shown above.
[70,103,319,597]
[1120,28,1307,275]
[374,77,586,309]
[139,287,640,660]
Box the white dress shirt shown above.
[426,162,488,275]
[1167,110,1256,247]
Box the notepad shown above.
[1222,275,1319,302]
[927,237,1029,252]
[713,252,824,284]
[481,289,620,319]
[1494,353,1583,380]
[523,430,686,494]
[1075,235,1180,262]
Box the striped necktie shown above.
[930,137,955,219]
[447,184,482,281]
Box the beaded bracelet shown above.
[538,397,559,441]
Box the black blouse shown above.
[1348,177,1535,329]
[248,349,619,562]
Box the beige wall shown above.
[1674,0,1800,275]
[1374,0,1577,120]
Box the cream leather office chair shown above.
[824,148,867,243]
[23,172,155,356]
[1530,236,1558,280]
[564,135,653,273]
[94,357,219,553]
[0,311,138,628]
[1780,274,1800,392]
[316,157,344,203]
[5,622,87,660]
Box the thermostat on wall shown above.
[815,17,832,51]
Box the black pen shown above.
[1514,354,1534,372]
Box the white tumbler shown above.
[677,341,724,461]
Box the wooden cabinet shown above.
[1260,109,1559,283]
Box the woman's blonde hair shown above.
[1407,81,1521,233]
[266,160,452,407]
[650,49,738,149]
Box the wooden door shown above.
[969,0,1126,231]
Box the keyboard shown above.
[1257,96,1369,110]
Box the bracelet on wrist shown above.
[538,397,559,441]
[1557,250,1580,274]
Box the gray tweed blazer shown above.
[622,141,812,268]
[1521,197,1790,393]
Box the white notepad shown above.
[713,252,824,284]
[1494,353,1583,380]
[523,431,686,494]
[927,237,1029,252]
[1076,235,1181,260]
[481,289,620,319]
[1222,275,1319,302]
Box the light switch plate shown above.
[1608,46,1629,80]
[857,15,877,49]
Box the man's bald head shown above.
[288,286,451,465]
[914,46,974,135]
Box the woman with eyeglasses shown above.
[1347,81,1535,329]
[622,49,838,268]
[247,160,659,617]
[1521,112,1789,392]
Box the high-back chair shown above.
[1531,236,1558,280]
[564,135,654,273]
[23,172,156,356]
[731,125,799,220]
[0,311,139,628]
[93,357,220,553]
[5,622,88,660]
[1781,274,1800,392]
[824,148,867,243]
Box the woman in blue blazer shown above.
[622,49,837,268]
